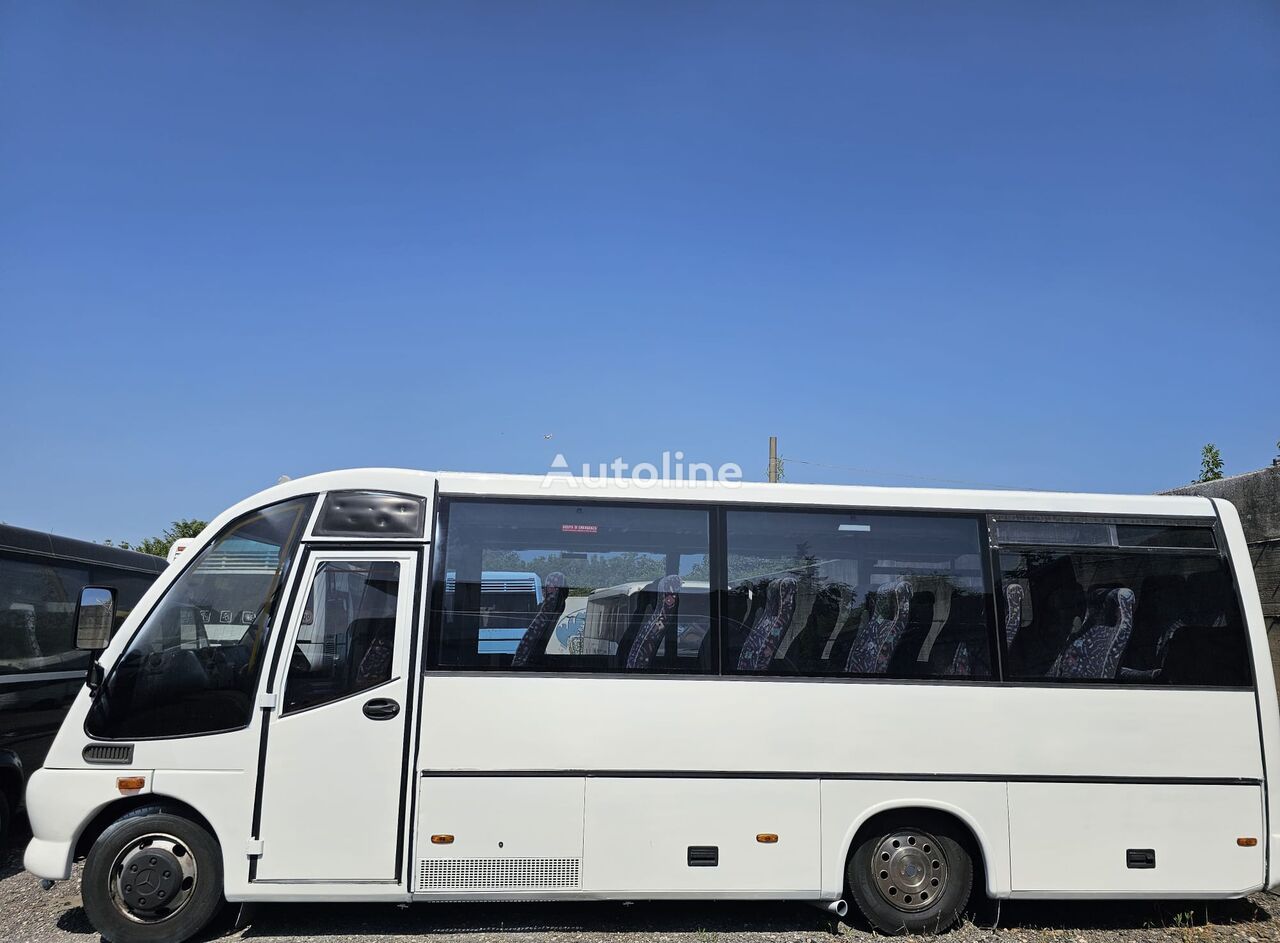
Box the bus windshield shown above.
[85,497,312,740]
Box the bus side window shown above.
[722,509,994,680]
[431,500,712,673]
[284,561,401,714]
[999,545,1251,687]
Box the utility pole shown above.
[768,436,779,483]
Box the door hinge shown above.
[257,693,277,711]
[246,839,264,858]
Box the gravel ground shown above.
[3,816,1279,943]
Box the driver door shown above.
[255,548,418,882]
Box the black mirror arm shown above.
[85,660,105,693]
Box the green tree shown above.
[113,519,208,558]
[1197,443,1224,483]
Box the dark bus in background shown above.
[0,524,166,838]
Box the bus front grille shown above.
[417,857,581,890]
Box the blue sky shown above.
[2,2,1278,544]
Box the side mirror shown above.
[74,586,116,651]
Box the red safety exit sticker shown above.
[561,524,598,534]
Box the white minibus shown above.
[24,469,1280,943]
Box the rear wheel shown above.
[82,808,224,943]
[847,815,973,935]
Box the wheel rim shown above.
[870,829,948,913]
[108,832,199,924]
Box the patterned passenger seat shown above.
[925,594,990,679]
[843,578,912,674]
[624,574,682,669]
[510,571,569,667]
[736,576,798,671]
[1049,587,1136,680]
[1004,583,1025,648]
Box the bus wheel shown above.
[846,815,973,935]
[82,807,224,943]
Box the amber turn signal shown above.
[1237,837,1258,847]
[431,834,455,845]
[756,833,779,844]
[116,777,145,794]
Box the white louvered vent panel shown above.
[418,857,580,890]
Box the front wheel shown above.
[82,807,224,943]
[846,815,974,935]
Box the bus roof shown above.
[0,522,168,573]
[219,467,1218,524]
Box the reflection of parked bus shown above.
[0,524,165,838]
[186,538,284,645]
[577,580,710,658]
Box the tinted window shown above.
[433,500,711,672]
[1000,548,1250,686]
[86,497,312,739]
[995,519,1216,550]
[314,491,425,538]
[0,554,162,676]
[724,510,993,679]
[284,560,400,713]
[0,551,90,675]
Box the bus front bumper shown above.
[23,767,154,881]
[24,838,74,882]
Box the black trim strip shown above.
[418,769,1262,786]
[979,513,1003,680]
[994,543,1221,557]
[248,542,311,880]
[249,878,401,886]
[394,546,426,884]
[419,668,1253,693]
[303,540,429,550]
[711,506,726,675]
[403,480,439,892]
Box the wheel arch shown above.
[837,799,1004,898]
[73,793,218,861]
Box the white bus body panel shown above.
[1007,782,1263,897]
[417,777,585,894]
[414,675,1263,899]
[1214,499,1280,889]
[418,675,1262,781]
[582,778,820,895]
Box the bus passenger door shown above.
[255,549,419,883]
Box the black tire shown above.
[846,813,974,935]
[0,789,10,846]
[82,806,224,943]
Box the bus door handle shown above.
[362,697,400,721]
